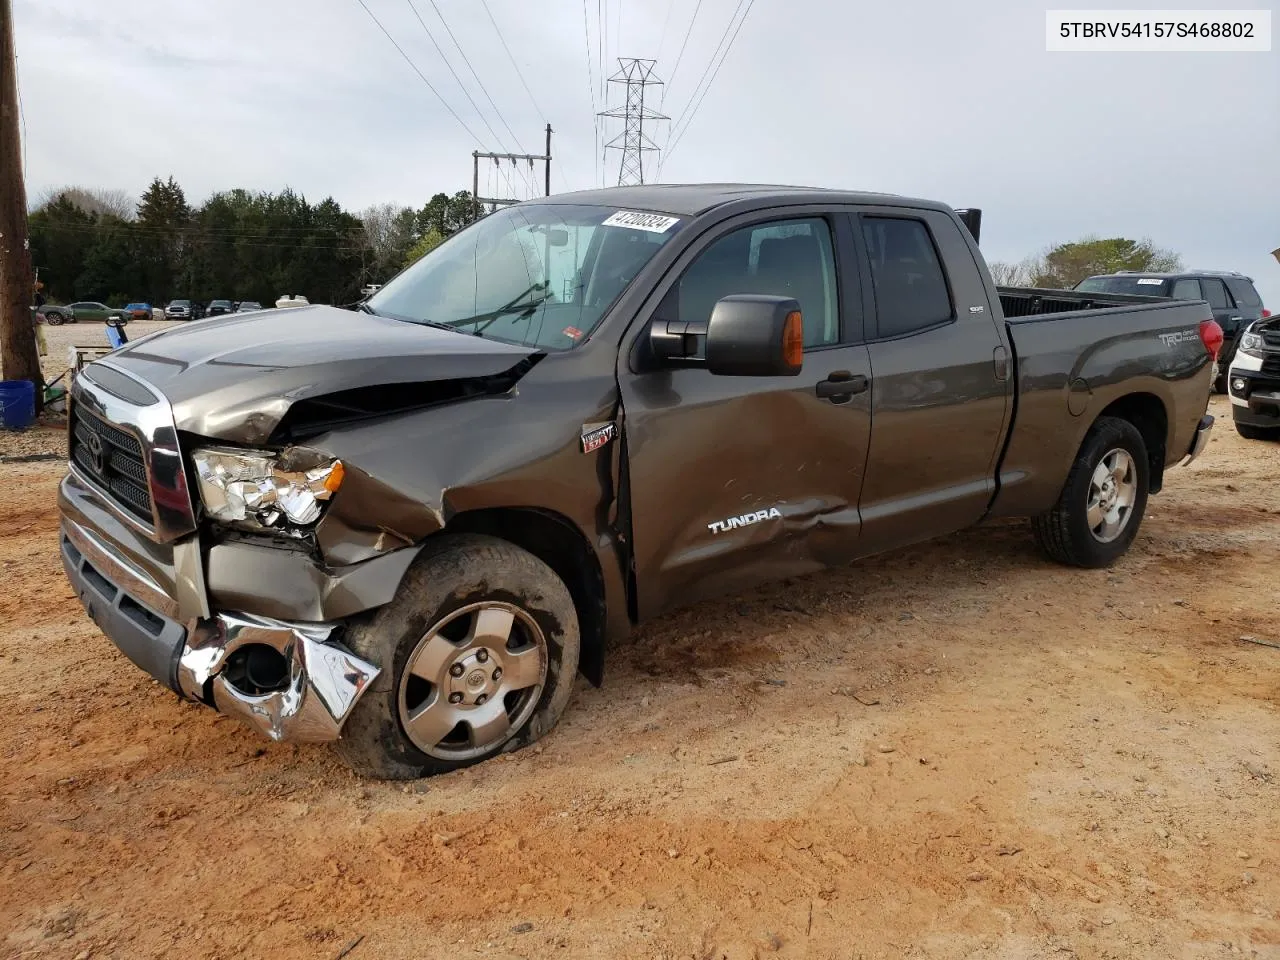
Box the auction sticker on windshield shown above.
[1136,278,1163,285]
[602,211,681,233]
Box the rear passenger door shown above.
[1201,278,1245,367]
[853,209,1011,556]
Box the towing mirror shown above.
[648,294,804,376]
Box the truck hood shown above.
[104,305,540,444]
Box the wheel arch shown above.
[444,507,607,687]
[1092,392,1168,493]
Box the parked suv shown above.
[1227,315,1280,440]
[207,299,235,316]
[1075,271,1268,392]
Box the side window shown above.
[1202,279,1230,310]
[861,217,953,338]
[1170,279,1201,300]
[675,217,838,347]
[1225,278,1262,309]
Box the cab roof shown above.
[526,183,951,217]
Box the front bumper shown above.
[60,516,380,743]
[1227,354,1280,428]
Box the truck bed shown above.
[997,286,1172,320]
[990,295,1214,518]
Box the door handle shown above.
[816,371,869,402]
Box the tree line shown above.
[29,177,481,307]
[988,237,1182,289]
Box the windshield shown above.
[172,300,190,306]
[368,203,683,350]
[1075,276,1170,296]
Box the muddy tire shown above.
[334,534,579,780]
[1032,416,1150,569]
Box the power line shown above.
[478,0,546,120]
[665,0,757,166]
[582,0,600,190]
[655,0,677,64]
[477,0,572,192]
[352,0,488,148]
[662,0,704,107]
[422,0,537,179]
[405,0,520,184]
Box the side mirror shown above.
[648,294,804,376]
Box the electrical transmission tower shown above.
[598,59,667,186]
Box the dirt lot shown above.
[1,395,1277,960]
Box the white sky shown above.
[14,0,1280,305]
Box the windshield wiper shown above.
[442,282,551,336]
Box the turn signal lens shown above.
[782,311,804,370]
[323,460,346,493]
[1198,319,1223,360]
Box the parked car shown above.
[236,301,264,313]
[207,299,235,316]
[1075,271,1268,392]
[59,185,1218,780]
[36,303,72,325]
[123,302,152,322]
[41,301,122,325]
[1226,315,1280,440]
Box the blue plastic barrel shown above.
[0,379,36,430]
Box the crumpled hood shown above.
[105,305,538,444]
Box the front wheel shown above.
[45,311,66,326]
[334,534,580,780]
[1032,416,1150,568]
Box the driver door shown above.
[618,210,874,619]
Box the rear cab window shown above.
[860,217,953,338]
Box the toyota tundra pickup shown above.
[59,184,1220,779]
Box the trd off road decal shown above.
[581,422,617,453]
[707,507,783,535]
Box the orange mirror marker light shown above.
[782,311,804,370]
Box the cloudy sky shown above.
[14,0,1280,304]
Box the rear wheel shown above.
[1235,422,1280,441]
[1032,416,1150,568]
[334,534,580,780]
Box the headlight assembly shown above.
[1238,329,1264,358]
[192,447,344,528]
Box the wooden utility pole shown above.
[0,0,41,405]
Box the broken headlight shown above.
[191,447,344,528]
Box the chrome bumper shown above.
[1183,414,1214,465]
[179,614,380,743]
[62,516,380,743]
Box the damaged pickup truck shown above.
[60,184,1221,779]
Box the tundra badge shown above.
[707,507,783,535]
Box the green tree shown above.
[403,228,446,267]
[1030,237,1182,289]
[135,176,190,303]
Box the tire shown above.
[45,311,65,326]
[1032,416,1150,568]
[1235,422,1279,441]
[334,533,580,780]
